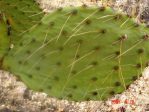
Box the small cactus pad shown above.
[1,2,149,101]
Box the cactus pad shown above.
[1,1,149,101]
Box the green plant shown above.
[0,1,149,101]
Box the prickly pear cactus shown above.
[0,0,43,53]
[1,1,149,101]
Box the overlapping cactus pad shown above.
[1,0,149,101]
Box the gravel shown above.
[36,0,101,12]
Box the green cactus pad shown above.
[1,2,149,101]
[0,0,43,52]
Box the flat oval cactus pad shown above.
[1,2,149,101]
